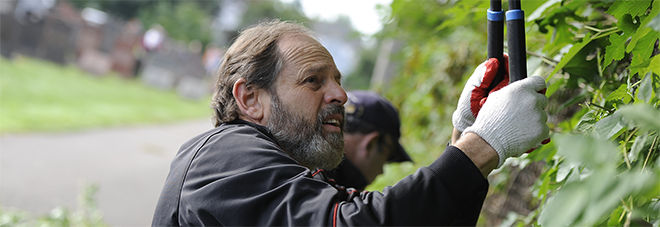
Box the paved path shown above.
[0,119,213,226]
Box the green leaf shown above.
[637,72,654,103]
[608,206,625,226]
[576,110,598,132]
[650,54,660,76]
[631,31,660,66]
[606,84,633,104]
[648,198,660,219]
[607,206,625,226]
[548,33,594,81]
[541,133,659,226]
[543,18,579,56]
[652,73,660,100]
[618,13,641,35]
[618,104,660,132]
[527,0,561,22]
[642,0,660,28]
[582,169,655,225]
[629,53,660,76]
[629,132,648,162]
[606,0,653,19]
[556,162,577,182]
[626,27,652,52]
[553,92,589,115]
[546,78,565,98]
[562,1,587,13]
[562,41,601,85]
[535,1,584,56]
[648,17,660,33]
[538,183,589,226]
[580,169,619,224]
[526,137,557,162]
[554,134,619,168]
[536,167,557,199]
[593,112,626,140]
[604,33,628,68]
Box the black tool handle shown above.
[487,0,505,91]
[507,0,527,82]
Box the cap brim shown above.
[389,142,413,163]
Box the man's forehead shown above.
[278,34,330,57]
[280,32,319,43]
[278,33,339,75]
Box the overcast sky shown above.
[284,0,393,36]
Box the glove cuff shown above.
[463,126,507,168]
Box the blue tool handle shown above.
[507,0,527,82]
[487,0,505,91]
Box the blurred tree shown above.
[342,36,379,91]
[70,0,218,20]
[138,1,213,47]
[344,43,377,91]
[70,0,154,20]
[239,0,309,27]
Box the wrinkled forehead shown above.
[277,33,335,65]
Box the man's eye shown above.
[305,77,319,84]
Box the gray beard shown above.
[266,94,345,170]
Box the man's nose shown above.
[324,80,347,105]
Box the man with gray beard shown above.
[153,20,550,226]
[267,93,345,170]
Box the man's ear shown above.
[358,132,380,159]
[233,78,264,121]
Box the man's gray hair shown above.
[211,19,315,126]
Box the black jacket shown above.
[326,159,369,191]
[152,120,488,226]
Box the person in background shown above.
[327,90,412,191]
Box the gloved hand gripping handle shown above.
[488,0,527,85]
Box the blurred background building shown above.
[1,0,393,94]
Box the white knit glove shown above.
[463,76,550,168]
[452,57,509,132]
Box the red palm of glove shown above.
[469,56,510,117]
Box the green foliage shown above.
[374,0,660,226]
[344,43,378,91]
[138,1,213,47]
[0,56,212,133]
[71,0,218,21]
[69,0,155,20]
[0,183,107,227]
[71,0,216,46]
[239,1,310,29]
[369,0,490,191]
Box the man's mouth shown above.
[319,105,345,132]
[321,113,343,132]
[323,118,341,127]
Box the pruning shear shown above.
[487,0,527,91]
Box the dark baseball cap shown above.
[344,91,412,163]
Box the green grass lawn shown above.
[0,56,213,133]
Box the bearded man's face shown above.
[266,93,345,170]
